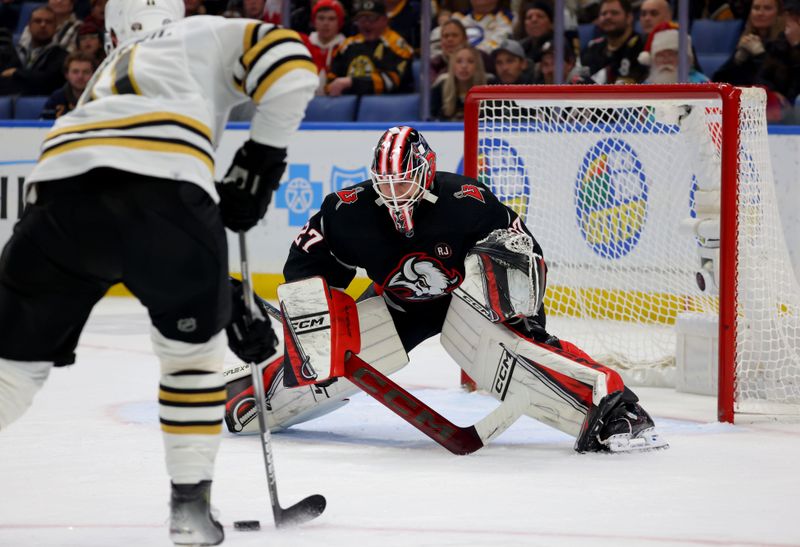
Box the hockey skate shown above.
[576,390,669,453]
[169,481,224,546]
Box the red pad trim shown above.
[328,287,360,378]
[553,340,625,394]
[281,277,361,387]
[480,253,506,319]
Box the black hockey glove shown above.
[226,278,279,364]
[216,140,287,232]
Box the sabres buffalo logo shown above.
[384,253,462,301]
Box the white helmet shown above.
[105,0,185,50]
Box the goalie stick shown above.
[261,296,527,455]
[239,232,326,527]
[343,354,527,455]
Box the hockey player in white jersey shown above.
[0,1,318,545]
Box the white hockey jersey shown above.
[26,16,318,201]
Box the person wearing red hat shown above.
[75,20,104,64]
[639,22,710,83]
[305,0,346,78]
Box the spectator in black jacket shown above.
[0,28,18,72]
[0,6,67,96]
[518,1,554,63]
[580,0,647,83]
[491,38,536,84]
[713,0,785,84]
[41,51,95,119]
[755,0,800,119]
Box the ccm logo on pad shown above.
[290,312,331,334]
[493,348,516,401]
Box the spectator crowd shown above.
[0,0,798,121]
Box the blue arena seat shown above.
[412,58,421,92]
[356,93,421,122]
[697,53,729,79]
[15,2,46,36]
[691,19,743,57]
[302,95,358,122]
[14,96,48,119]
[578,24,599,49]
[0,97,12,119]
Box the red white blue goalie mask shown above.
[370,126,437,236]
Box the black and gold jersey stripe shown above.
[39,137,215,173]
[40,113,215,173]
[234,24,317,100]
[44,112,212,143]
[158,384,227,406]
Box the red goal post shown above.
[462,83,800,423]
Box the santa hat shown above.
[638,21,692,66]
[312,0,346,30]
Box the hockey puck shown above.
[234,520,261,531]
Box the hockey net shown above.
[463,84,800,421]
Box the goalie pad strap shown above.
[278,277,360,387]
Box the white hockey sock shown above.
[160,370,226,484]
[153,329,226,485]
[0,359,52,430]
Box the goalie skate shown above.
[595,402,669,453]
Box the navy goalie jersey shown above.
[284,171,544,315]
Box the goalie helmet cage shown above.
[462,83,800,423]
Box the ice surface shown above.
[1,298,799,547]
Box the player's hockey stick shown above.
[238,232,326,527]
[259,298,527,455]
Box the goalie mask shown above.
[370,126,437,236]
[105,0,184,51]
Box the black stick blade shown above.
[276,494,326,528]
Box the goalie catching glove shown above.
[216,140,287,232]
[225,277,278,364]
[459,228,547,324]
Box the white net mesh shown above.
[471,86,800,416]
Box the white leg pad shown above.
[270,295,408,430]
[443,296,607,437]
[0,359,52,430]
[231,296,409,433]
